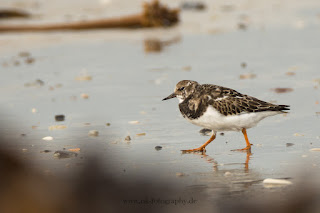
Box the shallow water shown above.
[1,0,320,203]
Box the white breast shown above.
[185,105,281,131]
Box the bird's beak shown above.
[162,93,176,101]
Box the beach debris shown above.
[263,178,292,188]
[0,0,179,32]
[75,75,92,81]
[53,151,78,159]
[128,120,140,124]
[42,136,53,141]
[136,133,146,136]
[48,125,67,130]
[88,130,99,137]
[239,73,256,79]
[199,128,211,136]
[31,125,38,129]
[0,9,30,19]
[155,146,162,150]
[81,93,89,99]
[24,79,44,87]
[68,148,81,152]
[180,2,206,10]
[106,123,111,126]
[125,136,131,142]
[293,133,304,137]
[55,114,65,122]
[272,88,293,94]
[286,143,294,147]
[310,148,320,152]
[22,148,28,152]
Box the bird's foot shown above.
[231,145,252,152]
[181,147,206,153]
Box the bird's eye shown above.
[179,87,185,91]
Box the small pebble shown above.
[220,132,224,136]
[125,136,131,141]
[155,146,162,151]
[22,148,28,152]
[53,151,78,159]
[286,143,294,147]
[31,108,37,113]
[40,150,52,153]
[176,172,187,177]
[88,130,99,137]
[42,136,53,141]
[263,178,292,188]
[55,114,65,121]
[224,171,232,177]
[238,22,248,30]
[293,133,304,137]
[272,88,293,94]
[106,123,111,126]
[21,134,26,137]
[199,128,211,136]
[128,120,140,124]
[81,93,89,99]
[239,73,256,79]
[241,62,247,68]
[25,57,35,64]
[301,155,308,158]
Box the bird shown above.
[162,80,290,153]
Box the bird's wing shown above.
[203,85,290,116]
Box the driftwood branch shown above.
[0,1,179,32]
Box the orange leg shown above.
[182,132,216,153]
[232,128,252,152]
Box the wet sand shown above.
[1,0,320,207]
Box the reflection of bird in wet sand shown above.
[163,80,289,153]
[191,151,252,172]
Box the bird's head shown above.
[162,80,199,103]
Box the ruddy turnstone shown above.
[162,80,289,153]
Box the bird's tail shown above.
[278,105,290,113]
